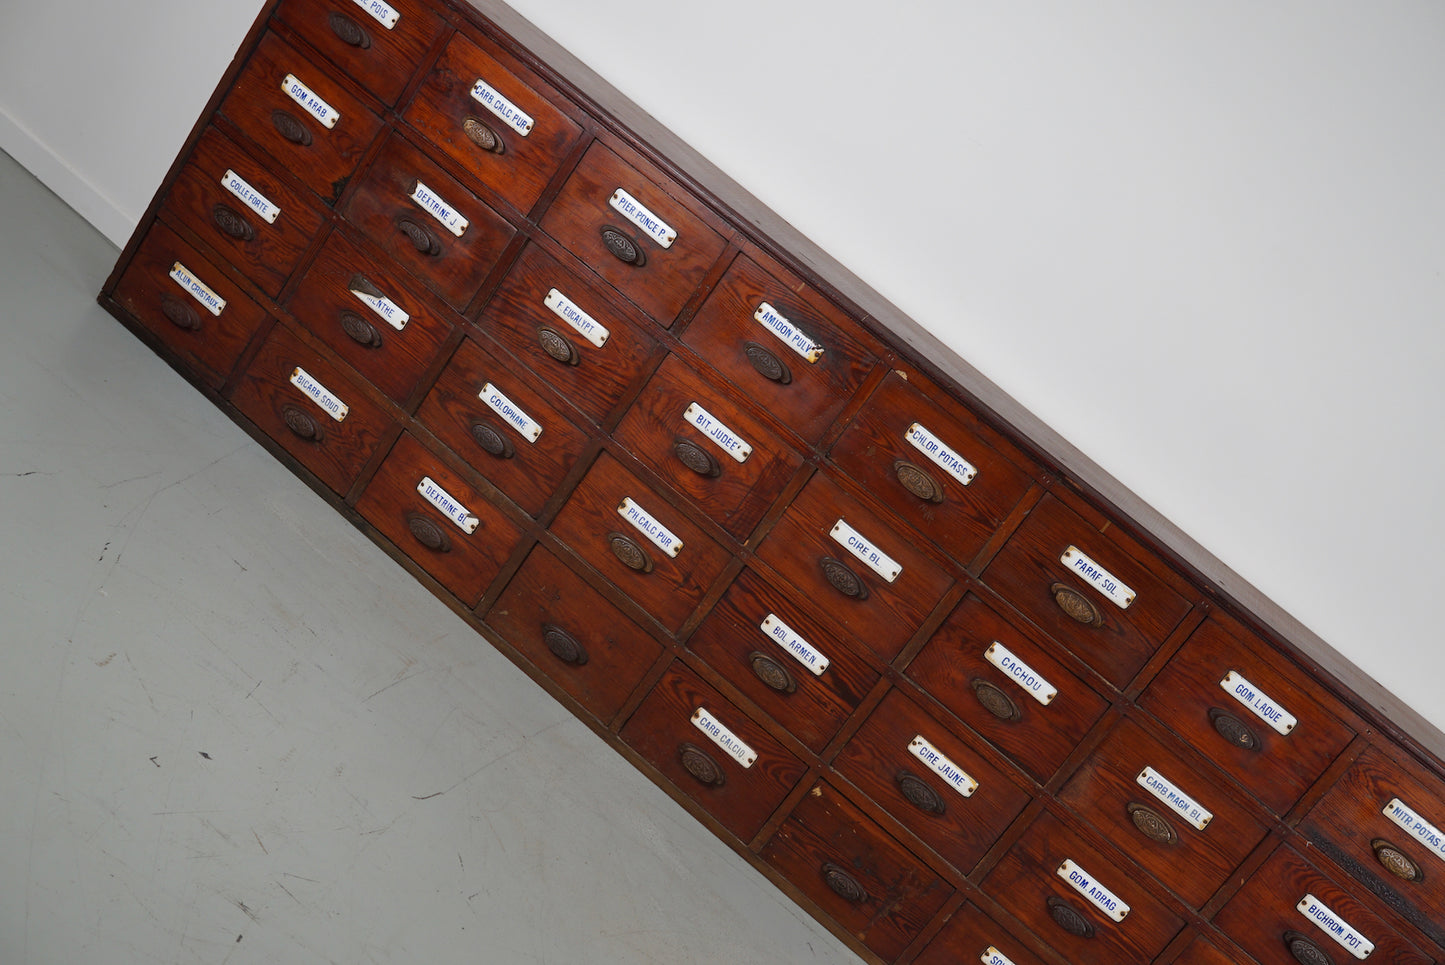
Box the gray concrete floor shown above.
[0,148,857,964]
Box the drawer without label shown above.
[275,0,447,107]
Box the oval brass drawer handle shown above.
[212,203,255,242]
[747,651,796,694]
[819,556,868,600]
[406,512,452,553]
[1050,582,1102,626]
[327,10,371,48]
[1046,896,1095,939]
[742,340,791,385]
[970,678,1021,722]
[541,622,589,666]
[469,421,515,460]
[607,532,653,573]
[1283,930,1333,965]
[1208,707,1261,752]
[271,109,313,147]
[678,741,725,787]
[821,862,867,905]
[672,439,720,478]
[397,218,442,257]
[894,460,944,503]
[1372,838,1423,882]
[1125,802,1179,845]
[599,225,646,266]
[159,294,202,332]
[338,310,383,349]
[462,117,505,155]
[536,326,580,366]
[280,404,323,443]
[895,770,946,816]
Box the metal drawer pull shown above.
[821,863,867,904]
[461,117,504,154]
[338,310,383,348]
[742,340,792,384]
[747,651,796,694]
[212,204,255,242]
[349,273,385,299]
[541,623,589,666]
[1371,838,1423,882]
[894,460,945,503]
[1046,896,1095,939]
[280,404,324,442]
[1208,707,1261,751]
[536,326,580,366]
[159,294,202,332]
[1125,802,1178,845]
[607,532,653,573]
[271,109,313,146]
[469,421,515,459]
[599,226,646,266]
[1283,931,1334,965]
[327,11,371,48]
[895,771,947,815]
[819,556,868,600]
[406,512,452,553]
[397,218,442,256]
[1050,582,1102,626]
[970,679,1021,722]
[678,742,725,787]
[672,439,720,478]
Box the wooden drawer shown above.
[612,355,805,541]
[1139,611,1358,816]
[1214,842,1435,965]
[1300,743,1445,949]
[231,322,394,494]
[343,132,516,312]
[982,493,1196,688]
[405,30,585,214]
[275,0,447,107]
[619,661,807,841]
[760,780,954,962]
[682,250,881,444]
[416,336,589,517]
[539,140,728,326]
[907,590,1110,784]
[983,810,1186,965]
[161,125,326,298]
[830,370,1036,562]
[485,544,664,721]
[1172,933,1249,965]
[475,241,662,425]
[752,471,955,662]
[353,430,521,605]
[1055,716,1269,909]
[285,226,455,404]
[548,453,731,632]
[915,902,1057,965]
[110,221,269,388]
[219,30,385,205]
[832,688,1032,875]
[686,566,881,754]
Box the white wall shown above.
[5,1,1442,736]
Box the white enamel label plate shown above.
[907,735,978,798]
[350,284,409,331]
[984,642,1057,706]
[1219,670,1297,736]
[1136,766,1213,830]
[470,77,534,136]
[905,422,977,486]
[617,497,682,558]
[479,383,542,443]
[409,181,468,237]
[830,519,901,583]
[759,613,829,676]
[288,367,348,422]
[282,74,339,129]
[221,170,279,224]
[1060,545,1135,609]
[683,402,751,463]
[168,262,226,316]
[753,302,823,363]
[691,708,756,767]
[353,0,400,29]
[416,476,480,534]
[1297,894,1374,960]
[608,188,675,248]
[1057,859,1130,922]
[544,288,608,347]
[1383,798,1445,865]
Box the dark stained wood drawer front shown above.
[983,810,1186,965]
[161,125,326,298]
[1055,717,1269,909]
[1172,933,1248,965]
[540,140,728,327]
[548,453,731,632]
[914,902,1056,965]
[620,662,807,841]
[907,591,1111,784]
[753,472,956,662]
[231,322,394,493]
[220,31,385,205]
[1214,843,1435,965]
[275,0,447,107]
[343,133,517,312]
[354,430,521,605]
[476,242,661,425]
[416,337,589,517]
[1300,743,1445,948]
[285,227,455,403]
[830,370,1037,562]
[485,544,664,721]
[982,494,1196,689]
[405,30,585,214]
[613,355,806,541]
[686,567,881,754]
[111,221,270,388]
[760,780,955,962]
[682,250,882,444]
[832,689,1033,875]
[1139,611,1358,816]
